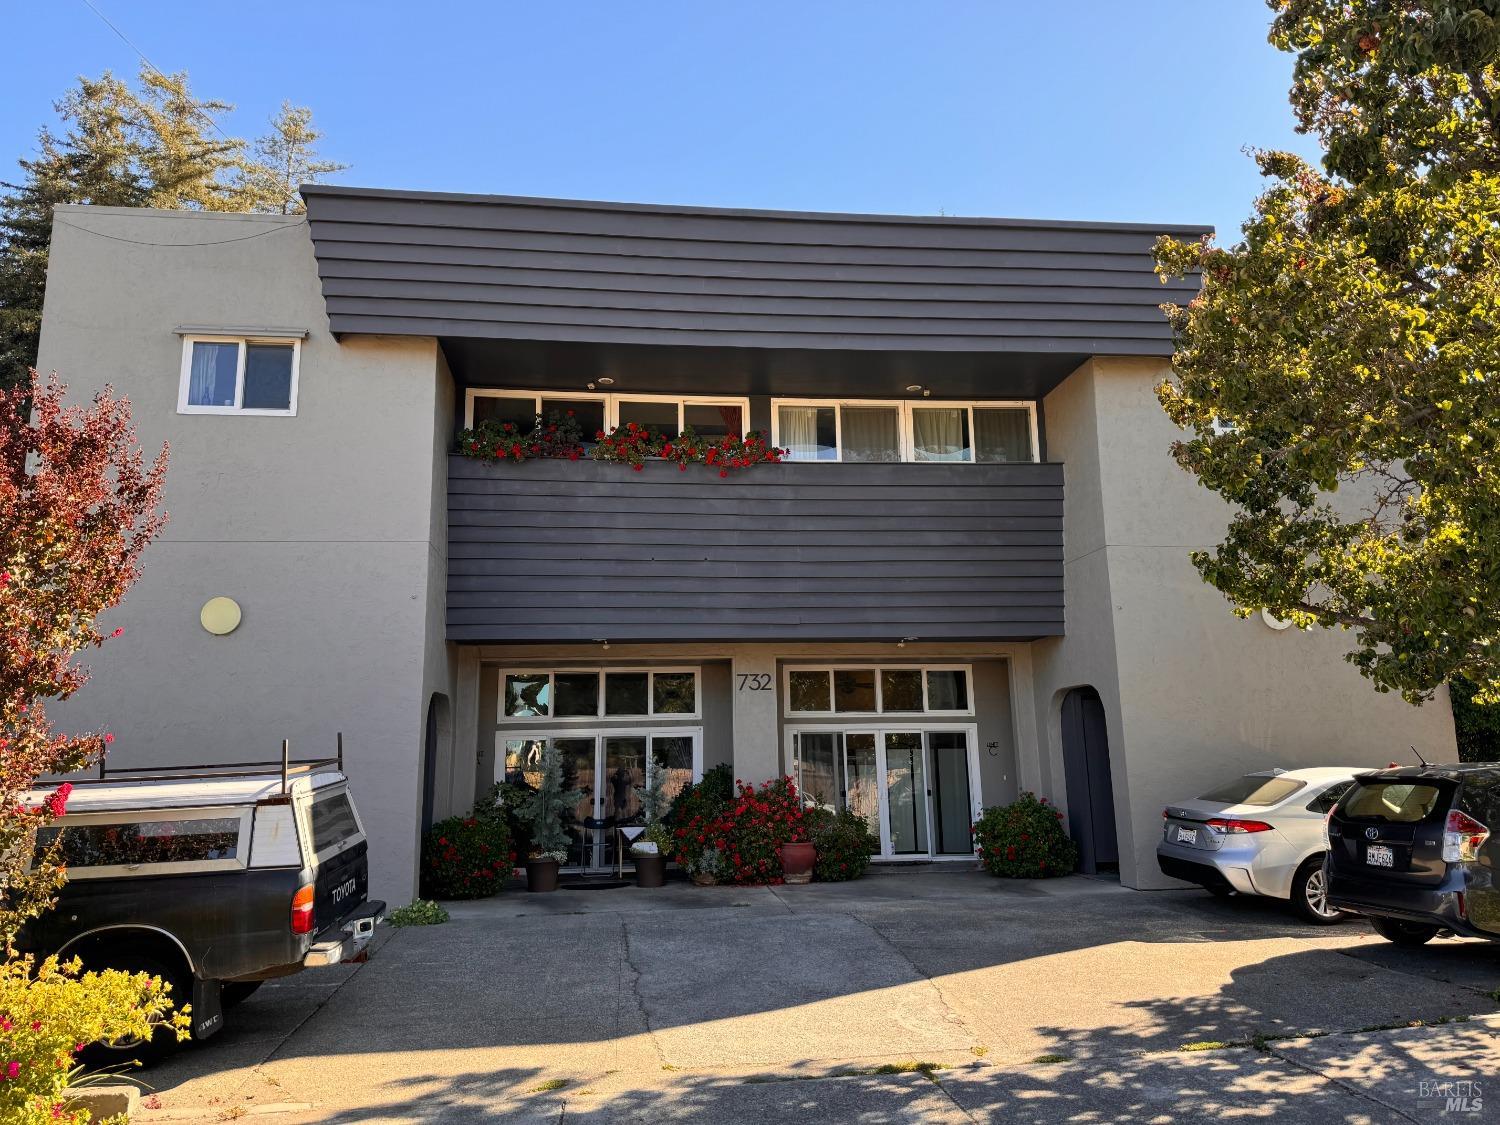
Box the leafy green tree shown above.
[1153,0,1500,705]
[0,66,343,388]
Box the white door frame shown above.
[786,722,981,861]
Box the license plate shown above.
[1175,826,1198,845]
[1366,844,1394,867]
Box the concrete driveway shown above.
[139,869,1500,1122]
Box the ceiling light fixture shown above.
[905,384,923,393]
[597,377,615,386]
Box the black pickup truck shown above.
[19,757,385,1063]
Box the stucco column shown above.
[731,648,781,785]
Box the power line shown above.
[77,0,236,145]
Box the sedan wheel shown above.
[1292,859,1347,924]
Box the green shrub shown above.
[388,899,449,927]
[807,807,878,882]
[0,955,188,1124]
[420,812,514,899]
[974,792,1078,878]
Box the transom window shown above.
[179,336,300,415]
[467,391,750,440]
[772,400,1037,463]
[784,665,972,716]
[500,668,699,721]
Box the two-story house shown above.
[36,187,1455,903]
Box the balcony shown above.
[447,455,1063,643]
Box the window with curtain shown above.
[911,407,972,462]
[974,407,1033,462]
[180,337,298,414]
[840,406,901,462]
[778,405,837,460]
[683,402,744,439]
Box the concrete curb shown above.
[66,1084,141,1119]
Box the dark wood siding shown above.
[447,456,1064,642]
[304,186,1207,355]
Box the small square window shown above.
[604,672,649,716]
[180,336,299,415]
[833,669,877,713]
[652,672,696,714]
[788,670,831,712]
[504,674,550,718]
[880,669,924,712]
[926,670,969,711]
[553,673,600,717]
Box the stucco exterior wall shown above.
[1034,357,1456,890]
[35,206,448,905]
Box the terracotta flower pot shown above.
[634,854,666,888]
[780,841,815,885]
[525,857,560,892]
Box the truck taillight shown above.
[1443,810,1489,864]
[1206,818,1273,834]
[291,884,316,935]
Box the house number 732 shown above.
[737,673,772,692]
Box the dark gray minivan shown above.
[1326,764,1500,946]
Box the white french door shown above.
[790,726,980,859]
[498,727,701,870]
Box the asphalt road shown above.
[137,868,1500,1123]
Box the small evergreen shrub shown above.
[420,813,514,899]
[974,792,1078,878]
[388,899,449,927]
[806,807,878,882]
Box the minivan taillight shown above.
[291,884,316,935]
[1206,818,1273,834]
[1443,810,1489,863]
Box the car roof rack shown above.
[67,734,346,797]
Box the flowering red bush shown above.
[973,792,1078,879]
[591,424,785,475]
[457,410,585,463]
[673,775,808,886]
[419,813,515,900]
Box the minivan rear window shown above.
[1343,781,1443,823]
[311,792,360,854]
[1197,775,1306,806]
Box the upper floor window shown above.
[179,336,300,416]
[467,390,749,440]
[772,400,1037,463]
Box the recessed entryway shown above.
[1059,686,1119,875]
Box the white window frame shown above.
[770,398,1040,464]
[497,667,703,723]
[178,335,301,417]
[38,805,252,880]
[496,727,704,790]
[465,389,752,436]
[782,663,975,718]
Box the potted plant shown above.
[630,766,673,888]
[515,742,582,892]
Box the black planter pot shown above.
[526,858,561,892]
[634,854,666,888]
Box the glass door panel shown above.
[553,737,598,868]
[649,735,695,809]
[927,732,973,855]
[844,733,881,842]
[794,731,842,811]
[884,732,928,855]
[602,736,647,870]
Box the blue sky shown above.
[4,1,1318,239]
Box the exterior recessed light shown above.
[597,377,615,386]
[905,384,923,393]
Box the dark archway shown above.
[421,693,453,834]
[1060,686,1119,875]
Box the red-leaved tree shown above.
[0,370,167,952]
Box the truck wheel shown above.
[221,981,263,1009]
[77,950,190,1069]
[1291,858,1347,924]
[1372,917,1441,947]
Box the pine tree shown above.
[0,66,344,388]
[240,102,348,215]
[517,743,584,859]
